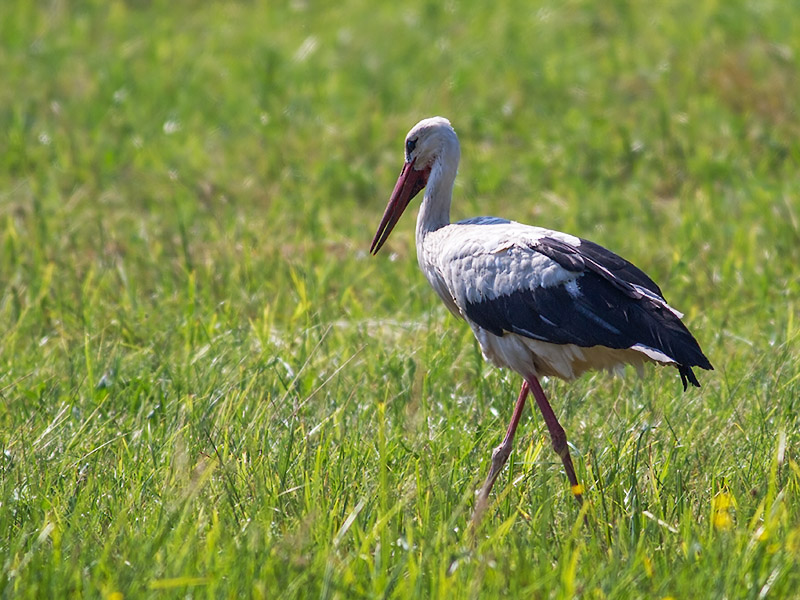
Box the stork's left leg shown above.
[528,376,584,505]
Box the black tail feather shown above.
[678,363,703,391]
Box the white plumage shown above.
[423,222,634,377]
[371,116,712,520]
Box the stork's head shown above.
[370,117,459,254]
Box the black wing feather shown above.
[463,236,712,389]
[530,236,664,299]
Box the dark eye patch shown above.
[405,138,417,156]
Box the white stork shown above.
[370,117,712,519]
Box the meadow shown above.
[1,0,799,597]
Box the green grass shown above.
[1,0,799,597]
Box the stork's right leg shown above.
[528,376,583,505]
[472,380,530,525]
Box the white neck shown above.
[415,138,460,243]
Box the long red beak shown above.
[370,159,430,254]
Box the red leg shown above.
[528,376,583,505]
[472,380,530,524]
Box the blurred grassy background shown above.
[1,0,799,598]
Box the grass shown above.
[1,0,799,597]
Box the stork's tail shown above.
[677,354,713,391]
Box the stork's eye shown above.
[405,138,417,156]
